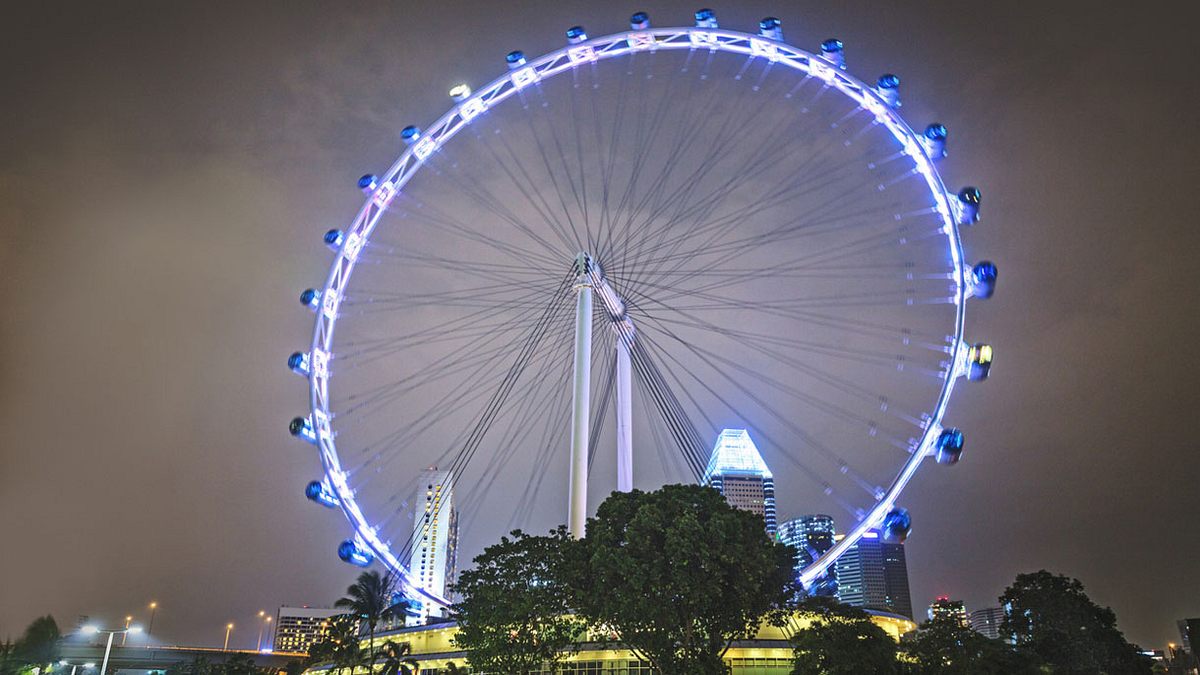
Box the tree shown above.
[452,527,583,675]
[220,653,258,675]
[571,485,798,675]
[1000,570,1151,675]
[307,615,363,675]
[375,641,419,675]
[166,655,213,675]
[3,616,61,674]
[335,570,404,675]
[789,597,897,675]
[900,617,1040,675]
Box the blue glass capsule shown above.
[934,428,965,465]
[400,126,421,144]
[323,229,344,251]
[289,416,317,444]
[566,26,587,44]
[820,38,845,69]
[922,123,948,159]
[338,540,374,567]
[288,351,311,376]
[358,174,377,193]
[300,288,320,309]
[694,8,718,28]
[966,343,993,381]
[506,50,526,68]
[876,74,902,108]
[957,187,981,224]
[759,17,783,40]
[306,480,339,508]
[881,508,912,544]
[630,11,650,30]
[971,261,997,299]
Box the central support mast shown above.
[568,252,636,539]
[568,253,594,539]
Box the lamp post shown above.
[82,624,142,675]
[255,612,265,651]
[120,617,133,647]
[223,623,234,651]
[147,602,158,636]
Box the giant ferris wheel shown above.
[287,10,998,612]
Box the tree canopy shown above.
[571,484,798,675]
[451,527,583,675]
[1000,570,1151,675]
[334,570,405,675]
[789,597,898,675]
[900,616,1040,675]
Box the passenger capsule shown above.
[566,26,587,44]
[306,480,339,508]
[956,187,981,225]
[694,8,718,28]
[881,508,912,544]
[448,84,471,101]
[324,229,344,251]
[759,17,783,41]
[922,123,947,159]
[300,288,321,310]
[506,50,526,69]
[630,11,650,30]
[820,39,845,69]
[934,427,965,465]
[358,174,378,193]
[970,261,998,299]
[289,416,317,444]
[337,540,374,567]
[288,351,311,377]
[966,343,993,381]
[876,74,902,108]
[400,125,421,144]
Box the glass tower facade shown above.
[834,530,914,620]
[703,429,777,537]
[777,515,837,594]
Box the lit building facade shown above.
[407,467,459,625]
[703,429,776,537]
[273,606,343,654]
[928,597,968,626]
[969,606,1005,640]
[834,529,914,620]
[777,515,836,594]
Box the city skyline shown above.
[2,0,1198,652]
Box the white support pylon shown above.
[615,332,633,492]
[567,253,594,539]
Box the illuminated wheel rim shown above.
[294,19,992,607]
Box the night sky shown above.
[2,0,1198,650]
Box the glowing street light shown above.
[81,624,142,675]
[255,612,272,652]
[223,623,234,651]
[148,602,159,636]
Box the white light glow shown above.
[567,45,596,63]
[509,67,539,90]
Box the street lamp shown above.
[121,617,133,647]
[255,612,273,652]
[223,623,234,651]
[147,602,158,636]
[81,624,142,675]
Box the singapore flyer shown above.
[288,9,996,616]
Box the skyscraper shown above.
[834,530,914,619]
[703,429,776,537]
[777,515,836,594]
[928,597,969,626]
[407,467,459,625]
[272,606,343,654]
[969,606,1006,640]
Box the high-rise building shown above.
[273,606,343,654]
[969,606,1006,640]
[834,530,914,620]
[703,429,776,537]
[777,515,836,593]
[407,467,459,625]
[928,597,968,626]
[1178,618,1200,656]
